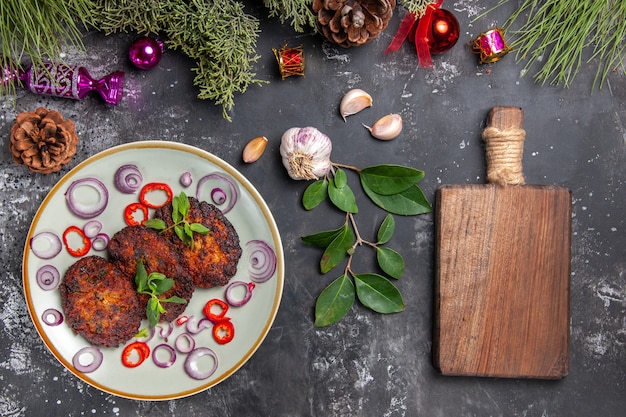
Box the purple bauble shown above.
[128,37,164,70]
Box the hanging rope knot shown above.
[481,126,526,186]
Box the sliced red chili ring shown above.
[139,182,173,209]
[124,202,149,226]
[212,320,235,345]
[62,225,92,257]
[202,299,229,323]
[121,341,151,368]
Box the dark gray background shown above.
[1,1,624,416]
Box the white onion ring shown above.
[72,346,103,373]
[41,308,63,326]
[152,344,176,368]
[82,220,102,239]
[65,177,109,219]
[114,164,143,194]
[156,322,174,339]
[180,171,193,187]
[225,280,255,307]
[175,333,196,354]
[246,240,277,283]
[185,315,213,335]
[184,347,218,380]
[196,173,238,214]
[91,233,110,251]
[30,231,62,259]
[36,264,61,290]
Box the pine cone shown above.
[10,107,78,174]
[312,0,396,48]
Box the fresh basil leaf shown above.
[377,214,395,244]
[360,164,425,195]
[362,182,432,215]
[376,247,405,279]
[328,178,358,213]
[302,225,345,248]
[354,273,404,313]
[333,168,348,189]
[174,224,185,242]
[314,274,355,327]
[172,195,182,223]
[320,225,354,273]
[146,298,160,327]
[162,295,188,304]
[144,218,166,231]
[190,222,209,234]
[135,261,148,292]
[154,278,175,294]
[178,192,190,216]
[302,179,328,210]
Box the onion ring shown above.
[180,171,193,187]
[65,177,109,219]
[156,322,174,339]
[185,315,213,335]
[72,346,103,374]
[36,264,61,290]
[184,347,218,380]
[30,231,62,259]
[246,240,277,283]
[114,164,143,194]
[225,280,255,307]
[152,344,176,368]
[82,220,103,239]
[196,173,238,214]
[175,333,196,354]
[41,308,63,326]
[91,233,110,251]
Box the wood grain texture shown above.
[433,184,571,378]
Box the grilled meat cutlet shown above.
[154,196,242,288]
[59,255,142,347]
[108,225,194,322]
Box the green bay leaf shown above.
[354,273,404,313]
[314,274,355,327]
[363,182,432,215]
[328,178,358,213]
[376,247,405,279]
[302,225,346,248]
[360,164,425,195]
[320,225,354,273]
[303,179,328,210]
[377,214,395,244]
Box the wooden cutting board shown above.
[433,106,571,379]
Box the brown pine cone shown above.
[312,0,396,48]
[10,107,78,174]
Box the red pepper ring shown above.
[212,320,235,345]
[121,341,151,368]
[124,202,149,226]
[139,182,173,209]
[62,225,92,257]
[203,299,229,323]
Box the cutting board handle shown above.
[482,106,526,186]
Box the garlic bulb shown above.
[363,113,403,140]
[339,88,372,121]
[280,127,332,180]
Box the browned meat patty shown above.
[107,225,194,322]
[59,255,142,347]
[154,196,242,288]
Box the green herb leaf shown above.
[360,164,425,196]
[302,226,346,248]
[303,179,329,210]
[146,298,160,327]
[153,278,175,294]
[172,195,183,223]
[314,274,355,327]
[135,260,148,292]
[189,222,210,234]
[354,273,405,314]
[376,247,405,279]
[363,182,432,215]
[320,225,355,273]
[143,218,166,230]
[333,168,348,188]
[328,178,358,214]
[162,295,188,304]
[377,214,395,244]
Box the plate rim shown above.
[22,140,285,400]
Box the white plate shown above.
[23,141,284,400]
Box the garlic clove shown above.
[242,136,268,163]
[363,114,403,140]
[339,88,373,121]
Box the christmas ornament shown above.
[273,44,305,79]
[313,0,396,48]
[2,62,124,105]
[385,0,459,68]
[10,107,78,174]
[129,37,165,70]
[471,28,511,64]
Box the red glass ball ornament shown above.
[427,9,460,55]
[128,37,164,70]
